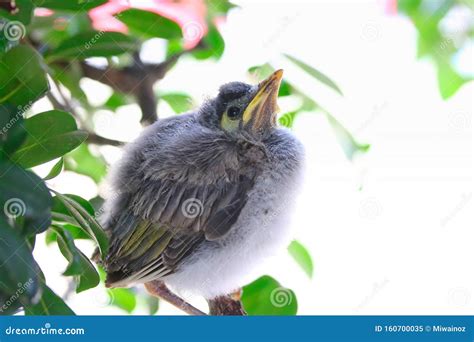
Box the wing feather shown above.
[103,116,264,287]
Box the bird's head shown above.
[200,69,283,141]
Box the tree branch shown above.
[145,281,206,316]
[79,52,184,125]
[145,281,247,316]
[87,133,124,147]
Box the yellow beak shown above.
[242,69,283,134]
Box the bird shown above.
[100,69,305,306]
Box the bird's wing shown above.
[102,115,264,287]
[104,174,256,287]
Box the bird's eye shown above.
[227,106,241,120]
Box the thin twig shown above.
[46,92,66,111]
[47,87,125,146]
[145,281,206,316]
[87,133,124,146]
[79,54,181,125]
[50,77,81,120]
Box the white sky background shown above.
[32,0,473,315]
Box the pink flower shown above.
[34,8,55,17]
[89,0,208,48]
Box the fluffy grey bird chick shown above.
[101,70,304,299]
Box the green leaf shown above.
[24,284,75,315]
[278,80,293,97]
[248,64,274,78]
[397,0,422,14]
[33,0,107,11]
[103,92,128,111]
[436,58,468,99]
[64,144,107,183]
[0,103,26,159]
[398,0,469,98]
[47,31,138,62]
[0,160,52,235]
[46,223,91,244]
[205,0,237,17]
[192,22,225,60]
[242,276,297,315]
[52,225,100,292]
[51,211,81,226]
[51,193,96,228]
[248,64,293,96]
[25,15,68,49]
[10,110,88,168]
[0,45,49,105]
[0,291,21,315]
[160,92,194,114]
[53,194,95,217]
[165,38,184,59]
[54,227,83,275]
[52,191,108,258]
[326,113,370,160]
[67,12,95,36]
[27,12,93,50]
[288,240,313,278]
[43,158,64,181]
[45,229,56,245]
[50,63,89,107]
[284,53,343,96]
[115,9,182,40]
[108,288,136,313]
[0,219,42,313]
[88,196,104,213]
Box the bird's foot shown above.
[207,289,247,316]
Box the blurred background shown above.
[1,0,472,315]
